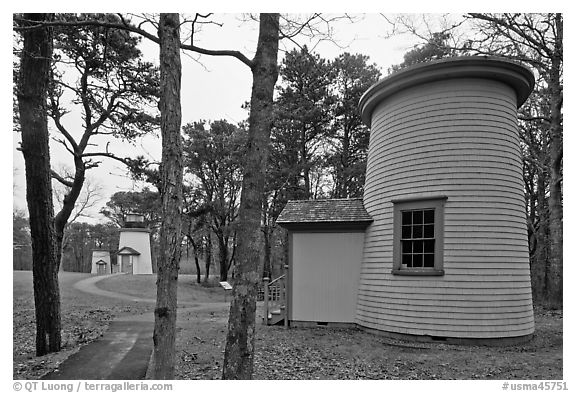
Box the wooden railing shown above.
[263,274,287,326]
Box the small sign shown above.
[219,281,233,291]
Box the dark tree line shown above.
[270,46,380,203]
[182,120,244,282]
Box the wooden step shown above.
[266,308,286,326]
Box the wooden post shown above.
[279,278,284,306]
[283,264,289,328]
[263,277,270,325]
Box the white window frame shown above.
[392,196,447,276]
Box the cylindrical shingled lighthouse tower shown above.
[357,57,535,342]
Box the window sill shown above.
[392,269,445,276]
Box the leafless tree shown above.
[15,12,61,356]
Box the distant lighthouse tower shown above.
[117,213,153,274]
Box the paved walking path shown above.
[42,319,154,380]
[42,275,228,380]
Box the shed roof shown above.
[118,246,141,255]
[276,198,373,228]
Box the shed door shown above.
[97,263,107,275]
[291,232,364,323]
[121,255,133,274]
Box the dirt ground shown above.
[13,272,563,380]
[173,303,563,380]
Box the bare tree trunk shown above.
[222,13,279,380]
[150,231,157,274]
[546,13,563,309]
[262,224,272,279]
[301,128,311,199]
[194,254,201,283]
[54,164,86,269]
[17,13,62,356]
[189,237,202,284]
[339,125,351,198]
[217,231,229,281]
[153,13,183,380]
[204,232,212,283]
[529,171,547,303]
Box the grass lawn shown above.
[13,271,563,380]
[96,273,227,304]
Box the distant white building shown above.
[117,213,153,274]
[90,250,111,275]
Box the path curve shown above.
[73,274,156,304]
[44,274,230,380]
[73,274,231,311]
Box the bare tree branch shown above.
[14,15,254,67]
[51,170,74,187]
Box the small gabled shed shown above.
[277,198,372,326]
[90,250,111,275]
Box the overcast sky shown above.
[11,13,431,223]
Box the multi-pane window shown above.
[392,196,446,275]
[401,209,435,268]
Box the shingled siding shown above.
[357,77,534,339]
